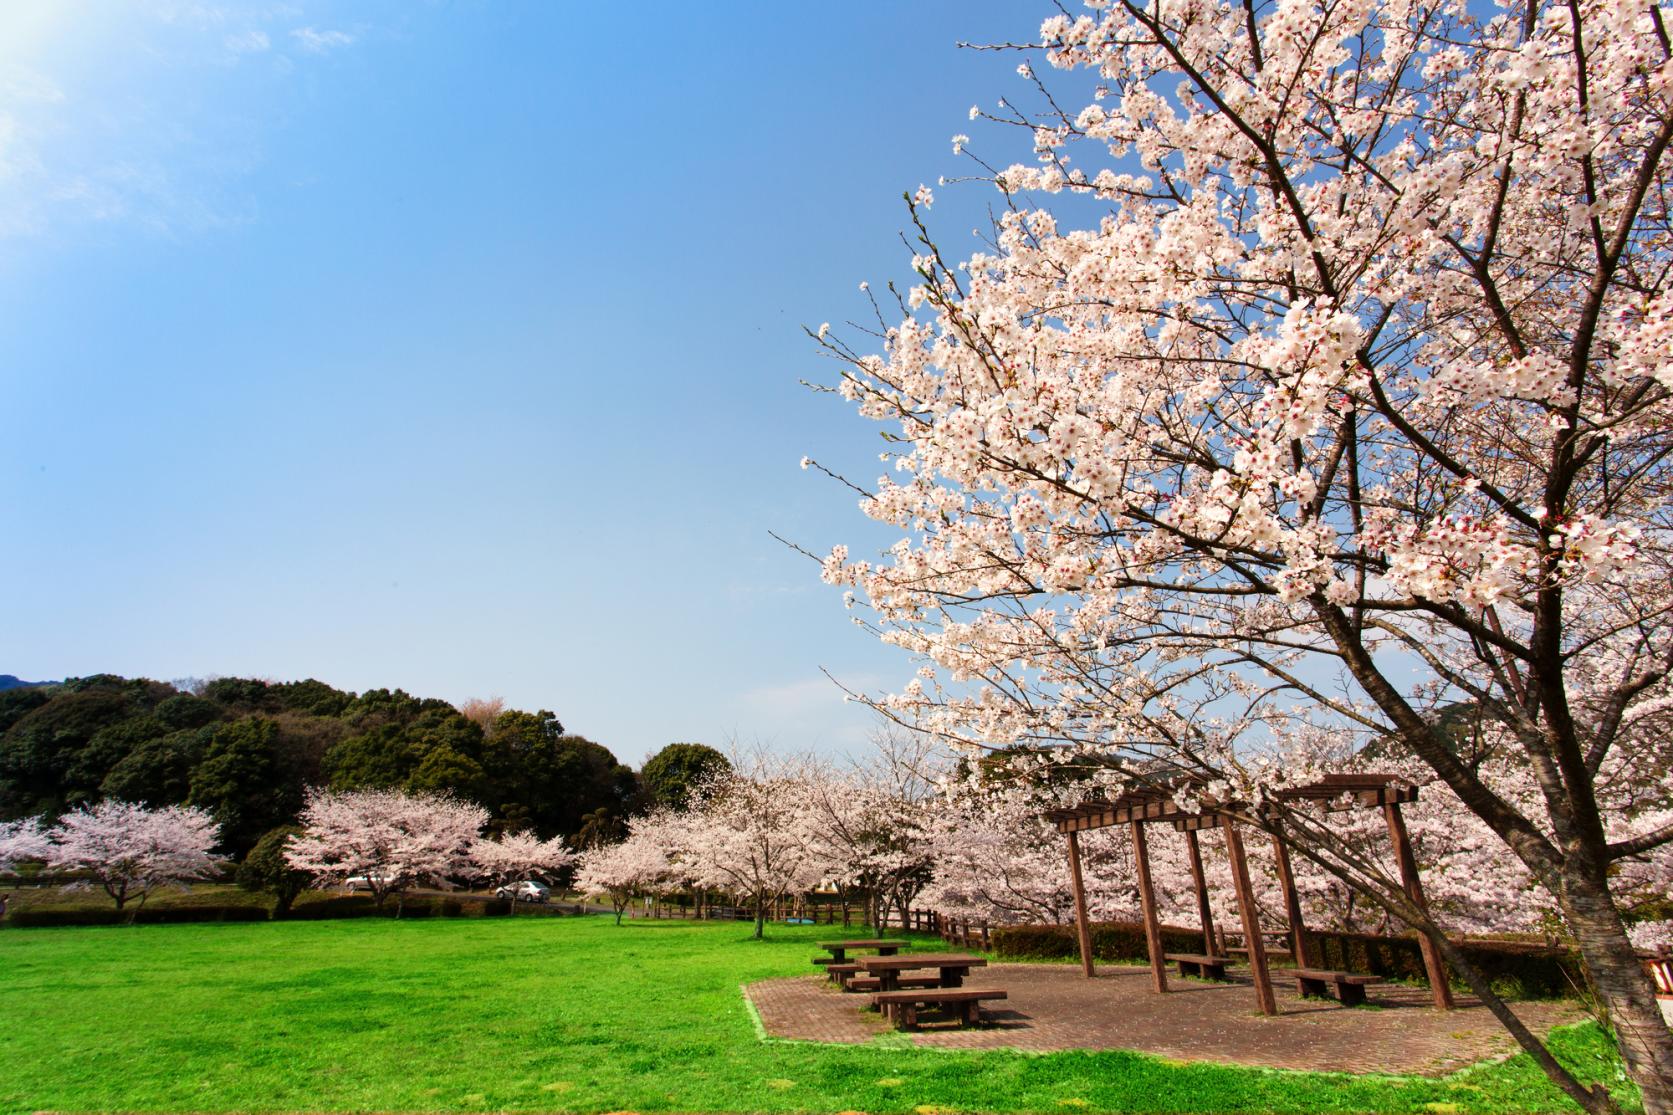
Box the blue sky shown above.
[0,1,1050,764]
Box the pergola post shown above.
[1224,822,1277,1016]
[1184,827,1218,956]
[1270,827,1315,969]
[1066,830,1096,978]
[1384,801,1455,1010]
[1130,820,1168,994]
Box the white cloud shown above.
[4,67,64,103]
[290,26,353,53]
[223,30,270,54]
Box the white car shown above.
[495,880,550,903]
[345,874,389,892]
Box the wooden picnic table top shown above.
[858,953,987,971]
[817,939,905,950]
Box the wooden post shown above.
[1384,801,1455,1010]
[1066,830,1096,978]
[1224,823,1277,1016]
[1270,828,1314,969]
[1184,828,1218,956]
[1130,821,1169,993]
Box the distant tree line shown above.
[0,675,722,860]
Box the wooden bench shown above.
[828,963,937,993]
[816,939,905,965]
[1165,952,1232,980]
[845,974,941,994]
[1290,968,1383,1006]
[826,962,861,984]
[871,987,1007,1029]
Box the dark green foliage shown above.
[236,826,311,916]
[271,679,353,718]
[188,719,306,858]
[7,905,268,927]
[64,716,169,789]
[200,678,281,712]
[0,687,51,736]
[640,742,730,810]
[99,726,214,806]
[324,723,417,789]
[0,685,139,814]
[0,674,626,851]
[154,694,222,731]
[485,712,635,838]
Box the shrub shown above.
[991,921,1205,962]
[285,895,385,920]
[236,826,310,917]
[1308,929,1583,999]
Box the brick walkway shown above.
[746,963,1583,1075]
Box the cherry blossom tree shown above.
[574,822,678,924]
[472,831,575,908]
[0,817,49,872]
[681,753,824,939]
[44,801,220,912]
[810,0,1673,1107]
[803,730,944,932]
[285,788,487,914]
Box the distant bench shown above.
[1290,968,1383,1006]
[1164,953,1232,981]
[871,987,1007,1029]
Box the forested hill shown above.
[0,675,50,691]
[0,675,636,857]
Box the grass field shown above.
[0,915,1638,1113]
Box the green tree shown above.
[271,679,353,718]
[640,743,730,811]
[324,724,417,790]
[0,686,135,816]
[483,712,632,840]
[99,726,214,806]
[236,825,311,917]
[187,718,302,858]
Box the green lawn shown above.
[0,916,1636,1113]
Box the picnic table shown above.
[858,953,987,993]
[815,939,907,965]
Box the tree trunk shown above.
[1563,869,1673,1115]
[753,896,766,940]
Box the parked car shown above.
[345,874,389,893]
[495,880,550,903]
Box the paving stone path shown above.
[746,963,1583,1075]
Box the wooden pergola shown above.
[1044,773,1453,1015]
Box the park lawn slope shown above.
[0,916,1637,1113]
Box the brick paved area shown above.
[746,963,1584,1075]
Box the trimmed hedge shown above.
[990,920,1584,999]
[992,920,1208,961]
[5,894,533,927]
[1310,928,1584,999]
[8,905,269,928]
